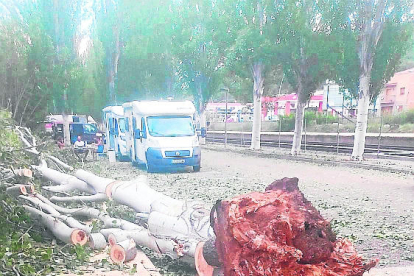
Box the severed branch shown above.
[50,193,108,203]
[23,205,88,245]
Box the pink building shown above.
[262,94,323,118]
[381,68,414,114]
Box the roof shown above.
[123,101,196,116]
[262,94,323,102]
[102,106,124,116]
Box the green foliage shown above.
[383,109,414,126]
[315,113,338,125]
[0,111,91,275]
[332,0,414,101]
[279,114,296,131]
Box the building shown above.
[262,93,324,119]
[380,67,414,114]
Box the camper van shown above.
[122,101,201,172]
[102,106,129,160]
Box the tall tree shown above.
[222,0,279,150]
[170,0,228,140]
[93,0,121,104]
[341,0,414,160]
[0,0,85,130]
[272,0,339,155]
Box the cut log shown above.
[110,239,137,264]
[24,205,88,245]
[20,195,60,216]
[100,228,123,239]
[99,214,140,230]
[50,193,107,203]
[108,231,129,246]
[195,242,215,276]
[74,169,114,194]
[57,214,92,233]
[148,210,213,241]
[13,168,33,178]
[213,177,377,276]
[110,177,182,213]
[36,166,95,194]
[35,193,101,218]
[89,233,107,250]
[20,195,92,233]
[75,171,183,214]
[6,185,32,196]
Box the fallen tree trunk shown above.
[6,184,35,196]
[148,210,213,241]
[36,166,95,194]
[23,155,377,275]
[24,205,88,245]
[20,195,92,233]
[50,193,107,203]
[75,171,183,214]
[34,193,101,218]
[110,239,138,264]
[45,154,74,171]
[89,233,107,250]
[213,177,377,276]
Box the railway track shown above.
[206,131,414,159]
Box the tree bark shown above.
[250,62,264,150]
[108,26,120,103]
[62,113,71,146]
[291,101,306,155]
[352,72,371,160]
[23,205,88,245]
[37,166,95,194]
[199,109,207,145]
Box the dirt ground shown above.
[84,144,414,275]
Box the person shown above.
[57,136,64,149]
[74,136,89,160]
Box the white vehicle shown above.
[122,101,201,172]
[102,106,129,160]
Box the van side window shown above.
[132,117,137,138]
[109,118,114,133]
[114,119,119,135]
[125,118,129,132]
[141,117,147,138]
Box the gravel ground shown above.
[83,144,414,275]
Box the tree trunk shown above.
[199,109,206,145]
[62,113,71,146]
[291,101,306,155]
[196,81,206,145]
[250,62,264,150]
[108,26,120,103]
[23,205,88,245]
[352,72,371,160]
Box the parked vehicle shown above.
[51,122,99,144]
[48,114,99,145]
[102,106,129,160]
[122,101,201,172]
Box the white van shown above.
[102,106,129,160]
[122,101,201,172]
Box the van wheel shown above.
[193,165,201,172]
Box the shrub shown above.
[316,113,337,125]
[279,114,295,131]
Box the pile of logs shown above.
[8,126,378,276]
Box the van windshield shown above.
[147,116,194,137]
